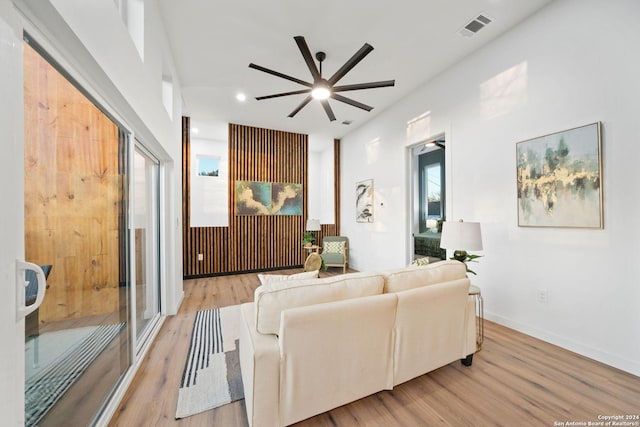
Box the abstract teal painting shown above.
[236,181,272,215]
[271,183,303,215]
[516,122,602,228]
[235,181,303,215]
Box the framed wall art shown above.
[356,179,374,223]
[235,181,303,215]
[516,122,603,228]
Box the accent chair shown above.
[320,236,348,273]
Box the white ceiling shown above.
[158,0,553,148]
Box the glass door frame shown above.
[129,141,163,356]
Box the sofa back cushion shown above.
[254,272,384,335]
[257,270,319,286]
[382,260,467,293]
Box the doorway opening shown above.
[409,135,447,264]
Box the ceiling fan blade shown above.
[320,100,336,121]
[332,80,395,92]
[249,63,312,88]
[328,43,374,86]
[294,36,321,81]
[288,95,313,118]
[255,89,311,100]
[330,93,373,112]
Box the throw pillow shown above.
[324,241,345,254]
[410,257,430,267]
[258,269,319,287]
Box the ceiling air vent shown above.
[459,13,493,37]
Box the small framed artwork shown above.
[197,156,220,177]
[356,179,374,223]
[516,122,603,228]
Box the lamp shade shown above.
[305,218,321,231]
[440,220,483,251]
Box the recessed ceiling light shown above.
[191,127,199,134]
[236,93,247,102]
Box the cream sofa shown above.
[239,260,477,427]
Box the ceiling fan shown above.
[249,36,395,122]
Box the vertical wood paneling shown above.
[24,43,120,323]
[182,122,311,277]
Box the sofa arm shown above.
[239,303,280,427]
[464,296,477,356]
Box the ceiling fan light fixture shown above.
[311,85,331,100]
[249,36,395,120]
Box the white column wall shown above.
[340,0,640,376]
[0,2,26,422]
[308,143,335,225]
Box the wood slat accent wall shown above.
[24,43,121,323]
[183,122,310,277]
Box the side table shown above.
[469,284,484,350]
[303,245,320,254]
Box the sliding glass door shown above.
[23,40,131,426]
[132,145,161,350]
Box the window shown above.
[419,148,445,233]
[115,0,145,60]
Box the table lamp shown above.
[440,219,483,269]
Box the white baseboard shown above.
[485,310,640,377]
[169,290,184,316]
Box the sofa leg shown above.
[461,354,474,367]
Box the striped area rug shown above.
[175,304,243,419]
[25,323,125,427]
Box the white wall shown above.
[319,147,335,224]
[308,152,322,222]
[0,1,27,422]
[341,0,640,376]
[308,144,335,225]
[189,138,229,227]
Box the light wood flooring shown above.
[109,269,640,426]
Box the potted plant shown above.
[451,251,483,275]
[302,231,315,247]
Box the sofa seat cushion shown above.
[320,252,344,264]
[383,260,467,293]
[254,272,385,335]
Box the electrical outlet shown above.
[198,253,204,261]
[536,289,548,303]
